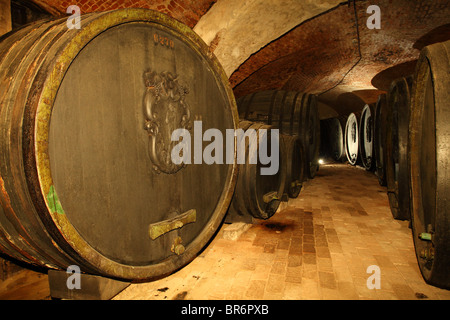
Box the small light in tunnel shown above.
[318,159,324,165]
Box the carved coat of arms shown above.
[143,70,191,174]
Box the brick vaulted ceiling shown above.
[26,0,450,117]
[228,0,450,116]
[30,0,217,27]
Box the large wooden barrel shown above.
[409,40,450,289]
[374,94,388,186]
[320,117,345,162]
[344,113,359,165]
[228,121,285,220]
[237,90,320,179]
[386,76,413,221]
[359,104,375,171]
[0,9,238,281]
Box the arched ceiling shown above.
[193,0,343,77]
[25,0,450,117]
[229,0,450,116]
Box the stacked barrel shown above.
[227,90,320,221]
[237,91,320,179]
[227,121,286,221]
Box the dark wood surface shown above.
[386,76,412,221]
[374,94,388,186]
[409,40,450,289]
[280,134,304,198]
[49,22,233,266]
[228,121,285,220]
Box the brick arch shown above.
[30,0,216,28]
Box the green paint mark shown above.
[46,185,65,215]
[419,233,432,241]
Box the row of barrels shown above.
[237,90,321,179]
[381,40,450,290]
[320,40,450,289]
[230,91,321,220]
[319,105,374,171]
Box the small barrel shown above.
[386,76,413,221]
[237,90,320,179]
[344,113,359,165]
[409,40,450,289]
[374,94,388,186]
[320,117,346,162]
[359,104,375,171]
[228,121,286,220]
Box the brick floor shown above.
[114,164,450,300]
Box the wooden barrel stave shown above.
[386,76,413,221]
[229,121,253,220]
[280,134,304,198]
[0,18,87,270]
[237,120,259,218]
[374,94,388,186]
[298,93,320,178]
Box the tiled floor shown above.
[114,163,450,300]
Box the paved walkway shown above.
[114,164,450,300]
